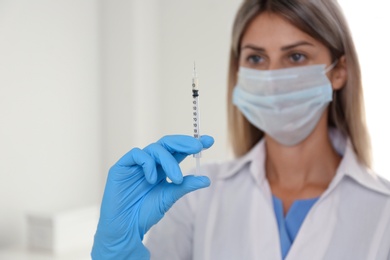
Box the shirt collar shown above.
[217,129,390,196]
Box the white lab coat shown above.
[146,130,390,260]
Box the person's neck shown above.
[265,115,341,196]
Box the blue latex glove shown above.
[91,135,214,260]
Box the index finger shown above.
[170,135,215,163]
[157,135,203,154]
[158,135,214,161]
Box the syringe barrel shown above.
[192,94,201,158]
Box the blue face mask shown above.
[232,63,336,146]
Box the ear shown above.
[330,55,347,90]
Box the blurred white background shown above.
[0,0,389,258]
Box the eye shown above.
[247,54,264,64]
[289,53,306,63]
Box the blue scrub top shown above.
[272,195,319,259]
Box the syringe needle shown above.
[193,62,196,77]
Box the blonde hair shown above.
[227,0,372,167]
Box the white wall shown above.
[0,0,101,248]
[100,0,162,172]
[338,0,390,177]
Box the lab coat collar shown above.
[217,129,390,197]
[330,138,390,197]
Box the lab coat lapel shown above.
[256,204,283,259]
[285,188,341,259]
[248,142,283,259]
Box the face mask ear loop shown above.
[324,59,339,74]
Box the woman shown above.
[92,0,390,259]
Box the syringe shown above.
[192,63,201,175]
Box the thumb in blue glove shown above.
[91,135,214,260]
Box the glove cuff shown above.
[91,231,150,260]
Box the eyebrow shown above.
[241,41,315,52]
[281,41,314,51]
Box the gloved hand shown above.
[91,135,214,260]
